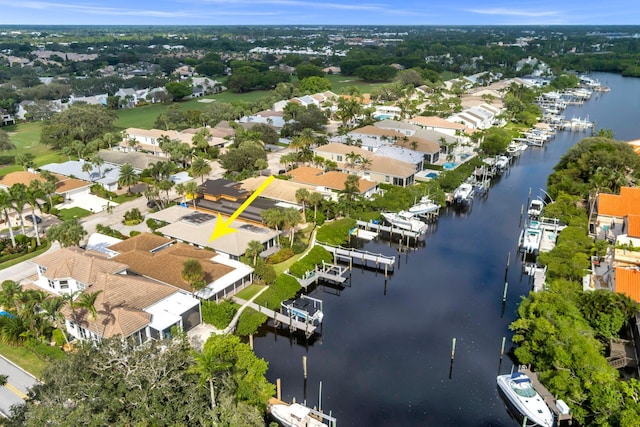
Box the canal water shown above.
[253,73,640,426]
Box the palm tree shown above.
[261,208,285,246]
[0,189,16,248]
[184,181,200,209]
[91,155,105,179]
[295,188,310,220]
[118,163,139,193]
[73,290,103,322]
[244,240,264,266]
[82,161,95,182]
[282,208,301,247]
[26,181,44,246]
[157,179,174,206]
[308,192,323,222]
[345,151,361,169]
[359,157,373,175]
[188,346,232,410]
[9,183,28,235]
[191,157,212,184]
[39,170,58,208]
[339,175,361,216]
[182,259,206,296]
[0,280,22,313]
[175,183,186,203]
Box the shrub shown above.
[95,224,127,240]
[130,230,141,237]
[52,329,66,346]
[123,208,143,225]
[266,248,295,264]
[235,308,268,336]
[201,300,237,329]
[146,218,168,231]
[254,259,277,286]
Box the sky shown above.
[0,0,639,26]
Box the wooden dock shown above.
[355,219,428,240]
[520,367,573,423]
[316,241,395,275]
[291,262,349,288]
[232,297,319,337]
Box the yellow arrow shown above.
[209,175,275,242]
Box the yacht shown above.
[453,183,474,205]
[528,199,545,219]
[408,196,440,216]
[381,211,428,234]
[519,221,542,254]
[269,401,328,427]
[497,372,554,427]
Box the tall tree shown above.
[117,163,139,193]
[0,189,17,248]
[184,181,200,209]
[0,129,16,152]
[190,157,212,183]
[9,183,28,235]
[72,291,103,322]
[46,219,87,247]
[26,181,45,246]
[295,188,310,220]
[244,240,264,267]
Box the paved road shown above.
[0,356,39,417]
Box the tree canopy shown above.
[40,104,117,150]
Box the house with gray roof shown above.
[40,159,140,191]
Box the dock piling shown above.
[277,378,281,401]
[249,334,253,350]
[318,381,323,412]
[500,337,506,360]
[303,355,308,379]
[502,282,509,302]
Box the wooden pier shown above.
[316,241,396,275]
[291,261,349,288]
[232,297,319,337]
[355,219,431,239]
[520,367,573,424]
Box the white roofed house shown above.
[0,107,15,126]
[408,115,467,137]
[120,128,194,157]
[314,143,416,187]
[114,88,138,108]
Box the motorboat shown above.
[453,183,474,205]
[528,199,544,219]
[408,196,440,216]
[381,211,428,234]
[519,221,542,254]
[497,372,554,427]
[281,295,324,326]
[495,155,510,173]
[269,401,328,427]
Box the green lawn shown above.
[57,207,92,221]
[0,342,47,379]
[1,122,66,175]
[234,284,266,300]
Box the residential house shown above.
[191,77,220,95]
[174,65,194,79]
[240,175,327,204]
[120,128,194,157]
[181,124,234,148]
[0,170,91,199]
[31,247,201,343]
[68,93,108,106]
[408,116,467,137]
[0,108,15,126]
[148,205,276,270]
[589,187,640,239]
[288,166,378,200]
[238,110,286,129]
[114,88,138,108]
[314,143,416,187]
[194,178,282,225]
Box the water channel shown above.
[253,73,640,426]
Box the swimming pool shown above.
[426,172,438,179]
[443,162,456,170]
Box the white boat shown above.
[281,295,324,326]
[408,196,440,216]
[381,211,428,234]
[453,183,474,205]
[520,221,542,253]
[269,402,328,427]
[528,199,544,219]
[497,372,554,427]
[495,155,510,173]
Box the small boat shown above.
[281,295,324,326]
[381,211,428,234]
[453,183,474,205]
[408,196,440,216]
[519,221,542,253]
[269,401,328,427]
[528,199,544,219]
[497,372,554,427]
[495,155,510,173]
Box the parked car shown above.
[26,215,42,224]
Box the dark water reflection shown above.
[253,73,639,426]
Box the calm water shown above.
[253,73,640,427]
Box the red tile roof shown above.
[615,267,640,303]
[598,187,640,217]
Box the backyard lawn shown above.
[1,122,66,175]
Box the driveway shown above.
[0,356,39,417]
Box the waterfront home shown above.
[240,175,326,205]
[31,247,201,343]
[148,205,278,264]
[313,143,416,187]
[287,166,378,200]
[408,115,467,136]
[588,186,640,240]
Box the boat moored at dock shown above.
[408,196,441,216]
[381,210,428,234]
[453,182,474,205]
[281,295,324,326]
[497,372,554,427]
